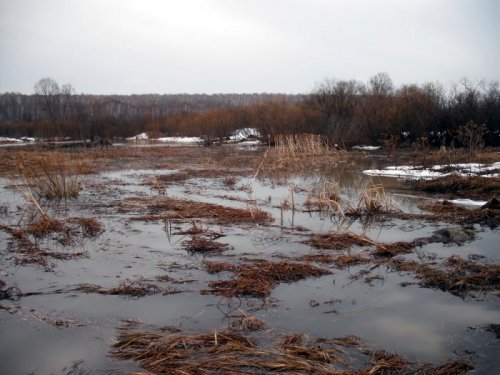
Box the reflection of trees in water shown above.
[258,164,371,204]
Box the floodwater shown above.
[0,148,499,374]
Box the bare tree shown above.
[457,121,487,160]
[311,78,360,143]
[34,77,61,119]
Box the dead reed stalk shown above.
[15,151,86,200]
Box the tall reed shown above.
[15,152,86,200]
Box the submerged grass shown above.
[121,196,273,225]
[182,236,230,254]
[0,220,90,270]
[386,255,500,297]
[304,232,375,250]
[76,279,179,297]
[203,260,331,298]
[0,279,22,301]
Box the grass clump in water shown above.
[203,260,331,298]
[15,152,87,200]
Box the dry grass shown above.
[76,279,180,297]
[0,279,22,301]
[15,151,88,200]
[260,134,349,174]
[412,175,500,199]
[371,240,422,258]
[347,184,399,217]
[121,196,273,225]
[0,221,90,270]
[110,330,342,374]
[203,260,331,298]
[74,217,104,237]
[418,200,500,228]
[304,232,374,250]
[182,237,230,254]
[26,215,65,237]
[203,260,239,274]
[330,254,372,269]
[304,180,344,218]
[386,256,500,297]
[228,310,267,331]
[175,221,224,239]
[110,328,474,375]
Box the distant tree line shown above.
[0,74,499,147]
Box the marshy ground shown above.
[0,144,499,374]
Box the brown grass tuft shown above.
[110,328,474,375]
[74,217,104,237]
[121,196,273,225]
[228,311,267,331]
[305,232,374,250]
[371,240,422,258]
[76,279,179,297]
[203,260,330,298]
[203,260,239,274]
[413,175,500,199]
[386,256,500,297]
[182,237,230,254]
[15,151,87,200]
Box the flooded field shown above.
[0,145,499,374]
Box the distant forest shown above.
[1,73,499,147]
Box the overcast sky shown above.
[1,0,499,94]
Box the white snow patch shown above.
[363,162,500,180]
[448,199,488,207]
[126,132,149,141]
[20,137,36,142]
[0,137,23,143]
[156,137,202,143]
[229,128,261,142]
[352,145,381,151]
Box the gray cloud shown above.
[1,0,499,94]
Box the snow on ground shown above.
[449,198,488,207]
[156,136,203,143]
[126,132,149,141]
[363,162,500,180]
[126,133,202,143]
[352,145,381,151]
[0,137,23,143]
[229,128,261,142]
[20,137,35,142]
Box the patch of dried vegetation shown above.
[110,328,473,375]
[417,200,500,228]
[182,236,230,254]
[413,175,500,199]
[120,196,273,225]
[386,256,500,298]
[0,215,102,270]
[76,279,180,297]
[304,232,374,250]
[202,260,331,298]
